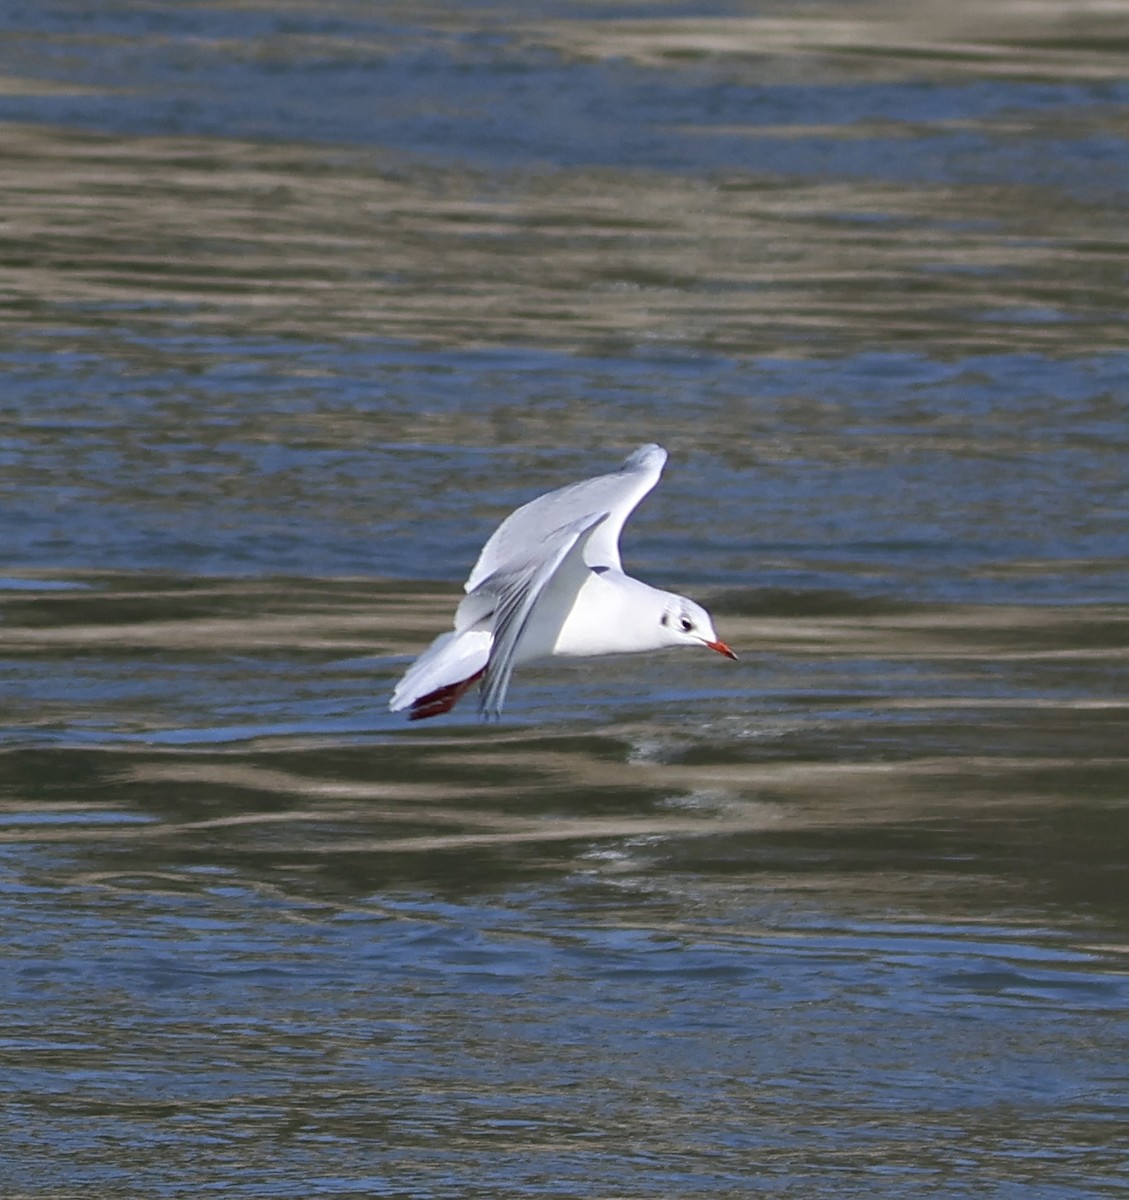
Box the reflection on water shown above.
[2,119,1127,358]
[2,0,1129,358]
[3,572,1129,1193]
[3,0,1129,1195]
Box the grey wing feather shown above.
[466,444,666,593]
[477,512,609,719]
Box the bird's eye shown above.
[660,613,669,627]
[679,616,694,633]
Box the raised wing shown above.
[465,444,667,594]
[477,512,608,719]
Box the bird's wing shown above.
[476,512,608,720]
[465,444,667,593]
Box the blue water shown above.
[2,2,1129,1196]
[6,4,1129,197]
[6,335,1128,602]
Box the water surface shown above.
[2,2,1129,1196]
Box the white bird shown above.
[390,444,736,721]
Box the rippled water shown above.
[3,2,1129,1196]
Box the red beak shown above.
[706,639,738,660]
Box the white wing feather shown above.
[477,512,609,719]
[465,444,666,593]
[390,444,671,719]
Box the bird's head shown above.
[659,596,737,659]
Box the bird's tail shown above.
[389,629,492,720]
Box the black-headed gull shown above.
[390,444,736,721]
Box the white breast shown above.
[539,570,668,660]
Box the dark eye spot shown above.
[660,613,669,627]
[679,616,694,633]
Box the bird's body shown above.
[390,444,735,720]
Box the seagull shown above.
[390,444,737,721]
